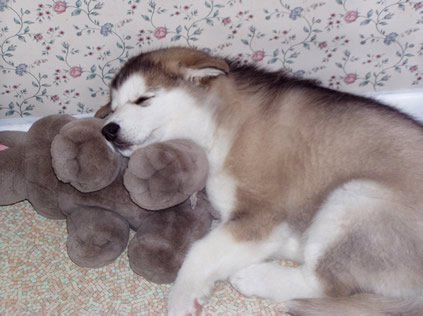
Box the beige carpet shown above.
[1,201,285,315]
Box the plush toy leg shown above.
[0,140,26,204]
[51,118,124,193]
[66,207,130,268]
[124,139,208,210]
[0,131,27,147]
[127,193,213,284]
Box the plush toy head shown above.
[0,114,216,283]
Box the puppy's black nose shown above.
[102,122,120,141]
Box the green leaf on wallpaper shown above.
[241,39,249,45]
[205,1,211,9]
[360,19,371,25]
[86,73,96,80]
[90,65,96,73]
[367,10,373,18]
[13,18,20,25]
[142,15,150,21]
[336,0,344,5]
[56,55,65,61]
[335,62,343,68]
[71,9,81,16]
[32,81,39,88]
[116,42,123,49]
[94,3,104,10]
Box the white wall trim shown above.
[0,90,422,132]
[0,113,94,132]
[365,89,423,122]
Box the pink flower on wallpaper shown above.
[251,50,265,62]
[53,1,67,14]
[34,33,43,42]
[344,73,357,84]
[344,10,358,23]
[153,27,167,39]
[410,65,418,72]
[51,95,60,102]
[69,66,82,78]
[222,17,231,25]
[318,41,327,49]
[414,2,423,10]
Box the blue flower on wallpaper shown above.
[100,23,113,36]
[15,64,28,76]
[383,32,398,45]
[294,70,305,77]
[0,0,8,12]
[289,7,304,20]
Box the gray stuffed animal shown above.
[0,114,216,284]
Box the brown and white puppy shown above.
[102,47,423,315]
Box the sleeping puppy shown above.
[101,47,423,315]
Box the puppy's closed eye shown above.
[134,96,152,106]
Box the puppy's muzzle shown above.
[102,122,120,142]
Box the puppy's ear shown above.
[150,48,229,84]
[182,58,229,84]
[95,102,112,119]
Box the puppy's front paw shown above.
[230,263,272,298]
[168,284,205,316]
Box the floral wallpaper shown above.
[0,0,422,118]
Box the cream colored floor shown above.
[1,201,285,315]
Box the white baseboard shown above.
[366,90,423,122]
[0,113,94,132]
[0,90,422,131]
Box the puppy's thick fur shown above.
[102,47,423,315]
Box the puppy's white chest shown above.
[206,171,238,222]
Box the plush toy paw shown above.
[66,208,130,268]
[124,139,208,210]
[51,118,124,192]
[128,192,214,283]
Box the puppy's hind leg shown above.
[167,223,284,316]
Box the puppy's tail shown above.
[282,294,423,316]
